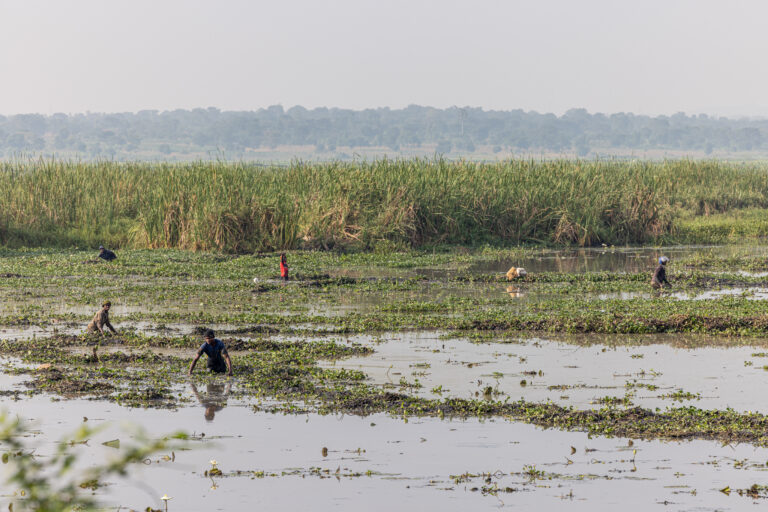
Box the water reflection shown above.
[190,382,230,422]
[13,398,768,512]
[470,246,768,274]
[324,331,768,413]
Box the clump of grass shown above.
[674,208,768,243]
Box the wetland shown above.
[3,245,768,510]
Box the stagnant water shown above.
[5,394,768,512]
[466,245,768,275]
[319,332,768,413]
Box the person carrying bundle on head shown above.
[651,257,671,289]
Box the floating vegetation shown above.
[658,389,702,402]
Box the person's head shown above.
[204,329,215,343]
[204,405,216,421]
[659,256,669,266]
[280,252,286,261]
[99,245,104,251]
[102,301,111,310]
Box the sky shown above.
[0,0,767,117]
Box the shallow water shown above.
[319,246,758,279]
[322,332,768,413]
[4,395,768,512]
[597,287,768,301]
[467,245,768,275]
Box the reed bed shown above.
[0,158,766,252]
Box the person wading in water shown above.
[86,301,118,335]
[280,253,289,281]
[651,256,671,289]
[98,246,117,261]
[188,329,233,376]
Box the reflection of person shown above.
[651,257,671,289]
[506,285,524,299]
[86,301,117,335]
[280,253,289,281]
[188,329,233,376]
[190,381,231,421]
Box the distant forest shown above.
[1,105,768,160]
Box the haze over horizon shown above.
[2,0,768,118]
[1,105,767,121]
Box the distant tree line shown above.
[0,106,766,158]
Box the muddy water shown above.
[322,332,768,413]
[4,395,768,512]
[597,287,768,301]
[0,321,192,340]
[467,245,768,274]
[322,246,761,279]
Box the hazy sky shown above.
[1,0,767,116]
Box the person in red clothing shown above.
[280,253,289,281]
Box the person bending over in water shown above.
[280,253,289,281]
[86,301,117,335]
[651,257,671,289]
[98,245,117,261]
[188,329,233,376]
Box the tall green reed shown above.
[0,158,765,252]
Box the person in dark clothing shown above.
[280,253,289,281]
[98,246,117,261]
[188,329,233,376]
[651,257,671,289]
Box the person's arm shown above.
[105,319,117,334]
[224,351,233,376]
[190,382,201,401]
[188,350,203,375]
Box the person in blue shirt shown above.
[188,329,233,376]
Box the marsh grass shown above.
[674,208,768,243]
[4,158,766,252]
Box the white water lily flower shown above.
[161,494,172,501]
[209,459,218,466]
